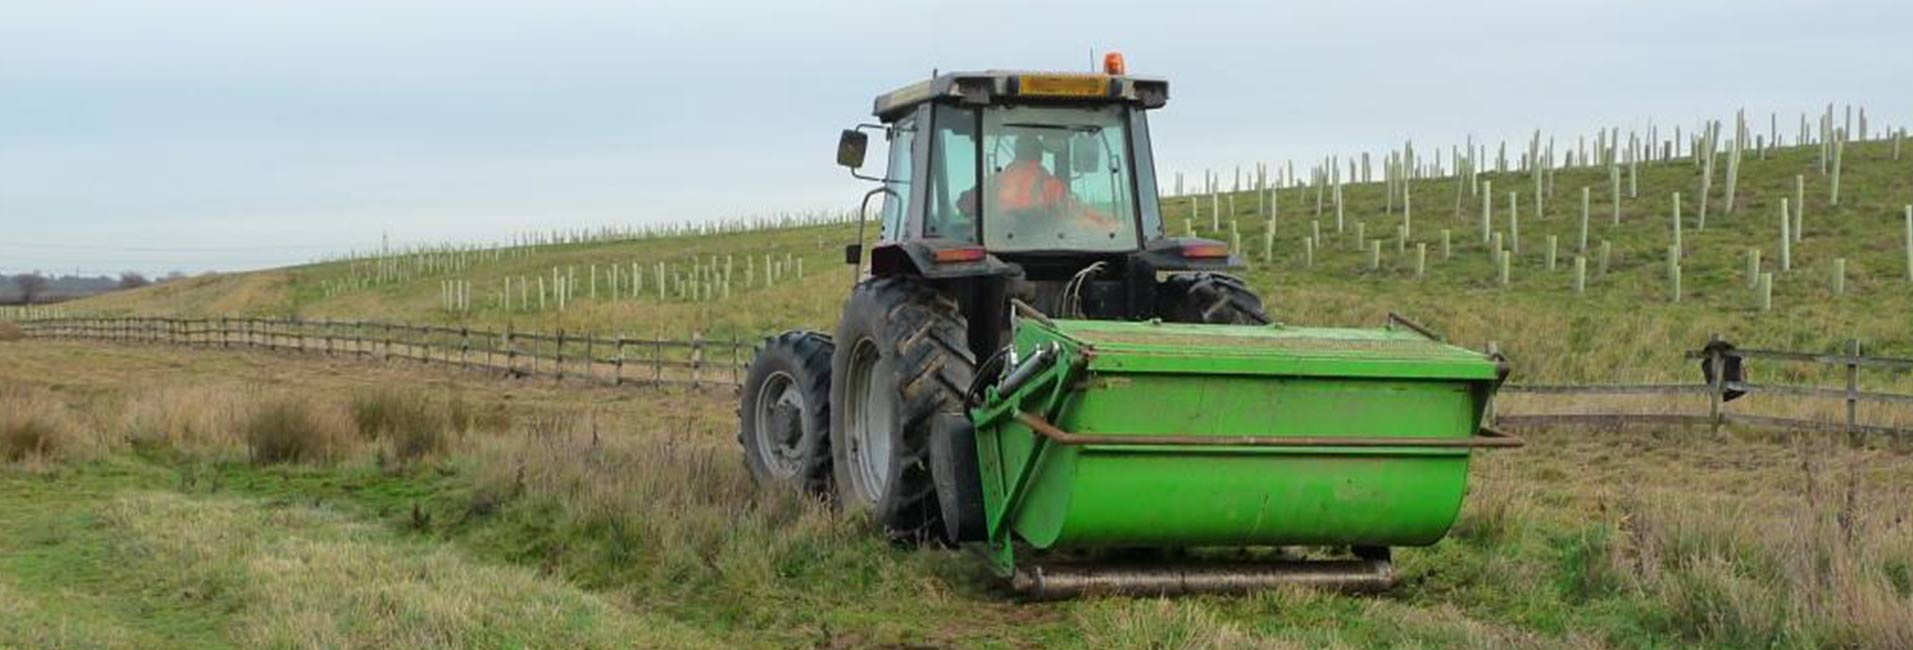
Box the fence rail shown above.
[1499,336,1913,438]
[16,316,751,389]
[15,319,1913,437]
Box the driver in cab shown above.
[958,136,1116,229]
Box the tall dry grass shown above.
[118,384,251,458]
[2,379,500,468]
[1568,437,1913,648]
[453,407,964,633]
[351,387,506,464]
[0,383,85,465]
[243,396,355,464]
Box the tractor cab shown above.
[835,57,1243,322]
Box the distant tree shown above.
[163,270,188,282]
[118,271,151,290]
[14,273,48,304]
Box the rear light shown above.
[932,246,988,264]
[1181,242,1229,259]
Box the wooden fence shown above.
[1498,336,1913,438]
[16,319,1913,437]
[16,317,750,389]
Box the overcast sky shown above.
[3,0,1908,275]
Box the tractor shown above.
[739,54,1521,597]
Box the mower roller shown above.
[738,54,1520,597]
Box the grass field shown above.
[3,338,1911,649]
[14,123,1913,648]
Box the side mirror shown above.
[837,130,869,169]
[844,243,863,265]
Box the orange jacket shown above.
[995,161,1070,212]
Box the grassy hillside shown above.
[64,135,1913,385]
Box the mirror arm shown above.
[849,186,902,286]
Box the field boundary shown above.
[16,318,1913,436]
[1500,336,1913,438]
[16,316,749,389]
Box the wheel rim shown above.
[843,338,896,500]
[750,370,805,479]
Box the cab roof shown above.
[871,70,1169,122]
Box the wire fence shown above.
[1497,336,1913,439]
[15,316,750,389]
[13,318,1913,438]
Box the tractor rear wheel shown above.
[738,330,834,495]
[830,277,974,542]
[1156,272,1271,324]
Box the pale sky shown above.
[2,0,1907,275]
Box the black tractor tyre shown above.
[830,277,975,543]
[929,412,987,543]
[738,330,835,495]
[1155,272,1272,325]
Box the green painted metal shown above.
[970,317,1505,577]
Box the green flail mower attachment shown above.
[962,315,1522,598]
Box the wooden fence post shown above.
[691,331,704,389]
[506,327,517,377]
[1706,333,1725,433]
[556,330,567,383]
[461,326,471,370]
[614,333,626,386]
[1845,339,1861,442]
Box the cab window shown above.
[878,117,916,241]
[925,105,979,242]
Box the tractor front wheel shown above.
[738,330,835,495]
[1156,272,1272,325]
[830,277,975,542]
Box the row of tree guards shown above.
[1159,103,1911,306]
[436,253,807,314]
[316,208,850,299]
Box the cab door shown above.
[877,107,927,243]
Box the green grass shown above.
[0,458,711,649]
[3,342,1910,648]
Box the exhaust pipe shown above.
[1012,559,1395,599]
